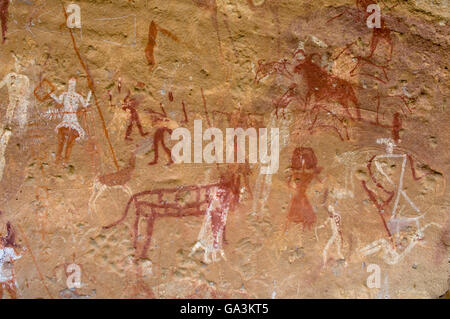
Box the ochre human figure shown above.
[285,147,322,231]
[0,222,22,299]
[147,107,178,166]
[47,78,91,165]
[122,92,148,141]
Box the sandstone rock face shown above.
[0,0,448,299]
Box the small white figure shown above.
[0,223,22,299]
[315,205,346,267]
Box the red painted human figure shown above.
[362,0,396,61]
[329,0,394,61]
[122,92,148,141]
[148,126,173,166]
[146,105,178,166]
[285,147,322,231]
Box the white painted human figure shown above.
[0,244,22,299]
[371,138,424,224]
[251,108,292,216]
[315,205,345,267]
[0,55,32,132]
[0,55,32,181]
[250,40,308,217]
[45,78,91,164]
[360,137,441,264]
[190,186,229,264]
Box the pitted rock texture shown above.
[0,0,448,299]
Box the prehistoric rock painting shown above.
[103,165,241,263]
[145,21,178,71]
[146,104,179,166]
[122,92,148,141]
[315,205,345,267]
[0,222,22,299]
[285,147,322,231]
[254,48,358,141]
[328,0,396,59]
[0,0,447,300]
[0,54,34,180]
[0,0,9,43]
[0,55,32,132]
[44,78,92,164]
[88,151,135,215]
[360,137,440,264]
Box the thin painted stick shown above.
[61,2,119,171]
[17,225,54,299]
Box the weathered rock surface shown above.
[0,0,448,298]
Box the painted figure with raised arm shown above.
[45,77,91,164]
[360,137,440,264]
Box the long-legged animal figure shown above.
[293,50,361,121]
[103,172,240,263]
[88,152,136,215]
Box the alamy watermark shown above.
[66,4,82,29]
[366,263,381,289]
[366,4,381,29]
[170,120,280,174]
[66,263,82,289]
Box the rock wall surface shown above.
[0,0,448,298]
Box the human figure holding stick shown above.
[45,77,91,165]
